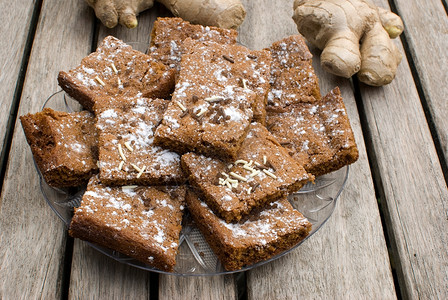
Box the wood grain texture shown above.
[159,273,237,299]
[391,0,448,163]
[158,236,238,299]
[158,241,238,298]
[237,0,298,50]
[0,1,36,156]
[0,0,93,298]
[69,240,150,299]
[361,1,448,298]
[243,1,396,299]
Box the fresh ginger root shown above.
[293,0,404,86]
[86,0,155,28]
[158,0,246,29]
[86,0,246,29]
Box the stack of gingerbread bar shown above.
[20,17,358,272]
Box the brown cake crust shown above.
[94,95,184,186]
[181,123,313,223]
[267,87,359,177]
[154,39,271,160]
[58,36,174,111]
[186,189,312,271]
[20,108,98,187]
[69,176,185,272]
[149,17,238,71]
[266,35,321,110]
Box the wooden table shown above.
[1,0,447,298]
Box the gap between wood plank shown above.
[235,272,248,300]
[0,0,43,197]
[150,272,159,300]
[61,236,74,300]
[387,0,448,186]
[352,77,402,300]
[90,18,100,53]
[441,0,448,14]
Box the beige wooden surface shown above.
[361,1,448,298]
[69,240,151,299]
[0,1,36,157]
[0,0,447,299]
[160,274,237,299]
[158,243,238,298]
[393,0,448,162]
[0,0,93,298]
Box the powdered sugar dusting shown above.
[95,96,182,185]
[267,87,357,174]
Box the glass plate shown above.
[38,91,349,276]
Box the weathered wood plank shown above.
[69,240,150,299]
[237,0,297,50]
[242,1,396,299]
[159,230,238,299]
[159,274,237,299]
[0,0,93,298]
[67,7,157,299]
[361,1,448,299]
[0,1,36,160]
[360,2,448,298]
[392,0,448,165]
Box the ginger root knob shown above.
[86,0,246,29]
[158,0,246,29]
[293,0,404,86]
[86,0,155,28]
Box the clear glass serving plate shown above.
[38,91,349,276]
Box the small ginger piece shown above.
[293,0,404,86]
[158,0,246,29]
[86,0,246,29]
[86,0,155,28]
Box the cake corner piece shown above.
[69,176,186,272]
[20,107,98,188]
[185,189,312,271]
